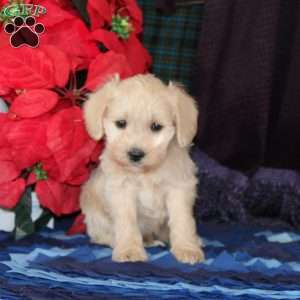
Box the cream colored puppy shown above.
[80,74,204,264]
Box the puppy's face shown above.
[84,74,198,173]
[103,84,175,172]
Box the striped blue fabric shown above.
[1,223,300,299]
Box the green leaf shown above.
[14,187,35,240]
[13,188,54,239]
[34,209,52,232]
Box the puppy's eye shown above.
[150,122,163,132]
[115,120,127,129]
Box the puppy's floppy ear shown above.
[84,75,120,140]
[168,82,198,147]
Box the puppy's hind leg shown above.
[80,181,113,247]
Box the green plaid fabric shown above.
[137,0,205,91]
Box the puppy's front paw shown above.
[171,246,204,264]
[113,246,148,262]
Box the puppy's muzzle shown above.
[127,148,145,163]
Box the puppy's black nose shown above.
[128,148,145,162]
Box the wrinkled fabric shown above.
[192,147,300,228]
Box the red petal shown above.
[42,155,90,186]
[66,165,89,186]
[36,0,76,28]
[0,72,10,95]
[69,57,92,71]
[36,179,80,216]
[87,0,112,30]
[40,18,98,67]
[122,0,143,34]
[0,114,9,147]
[90,140,105,163]
[27,172,37,186]
[40,46,70,87]
[0,85,10,96]
[0,28,12,50]
[0,47,55,89]
[91,31,151,75]
[10,89,58,118]
[123,35,152,74]
[87,0,143,33]
[46,107,97,182]
[47,107,88,158]
[91,29,125,53]
[0,179,25,209]
[6,117,51,170]
[0,148,13,161]
[0,161,19,184]
[50,99,73,113]
[67,213,86,235]
[85,51,133,91]
[60,139,97,183]
[41,156,60,180]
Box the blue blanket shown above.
[1,223,300,299]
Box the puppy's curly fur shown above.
[80,74,204,264]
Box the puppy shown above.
[80,74,204,264]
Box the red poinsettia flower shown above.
[4,116,52,170]
[33,107,104,216]
[0,114,26,209]
[92,29,151,75]
[0,0,151,234]
[87,0,143,33]
[0,46,124,216]
[0,46,66,89]
[84,50,134,90]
